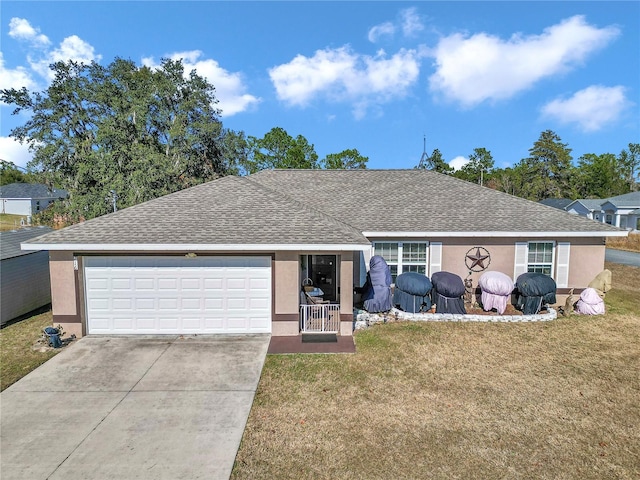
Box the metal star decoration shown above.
[465,247,491,272]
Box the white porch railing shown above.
[300,304,341,333]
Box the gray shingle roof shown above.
[603,191,640,207]
[539,198,572,210]
[0,183,68,199]
[571,199,607,211]
[22,170,623,249]
[22,176,368,247]
[250,169,622,234]
[1,227,53,260]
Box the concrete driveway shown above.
[0,334,270,480]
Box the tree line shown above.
[1,58,637,224]
[418,131,639,201]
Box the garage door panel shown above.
[84,256,272,334]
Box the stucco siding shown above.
[0,251,51,325]
[49,251,82,336]
[564,238,607,287]
[274,251,300,315]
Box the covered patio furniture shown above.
[588,269,612,298]
[575,287,605,315]
[430,271,466,314]
[360,255,393,313]
[393,272,432,313]
[478,271,515,315]
[514,273,556,314]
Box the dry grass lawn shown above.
[233,262,640,479]
[0,213,27,231]
[0,309,60,391]
[607,232,640,253]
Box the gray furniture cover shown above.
[514,273,557,314]
[393,272,432,313]
[362,255,393,313]
[430,271,466,314]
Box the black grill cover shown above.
[514,273,557,314]
[430,271,466,314]
[394,272,433,313]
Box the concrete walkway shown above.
[0,334,270,480]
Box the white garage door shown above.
[84,256,272,334]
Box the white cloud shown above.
[5,18,100,84]
[368,7,424,43]
[30,35,101,80]
[428,15,620,107]
[0,136,34,169]
[368,22,395,43]
[401,8,424,37]
[269,46,422,117]
[449,155,468,171]
[143,51,260,117]
[541,85,630,132]
[0,52,39,91]
[8,17,50,46]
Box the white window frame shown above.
[373,241,430,282]
[514,241,569,286]
[527,241,555,275]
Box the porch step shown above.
[268,335,355,354]
[301,333,338,343]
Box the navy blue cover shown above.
[395,272,432,296]
[393,272,433,313]
[362,255,393,313]
[515,273,556,314]
[430,271,466,314]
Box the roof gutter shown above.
[21,243,373,252]
[362,230,629,238]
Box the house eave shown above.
[362,231,628,238]
[21,242,372,252]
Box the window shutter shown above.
[556,242,570,287]
[429,242,442,276]
[514,242,528,280]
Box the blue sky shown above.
[1,1,638,171]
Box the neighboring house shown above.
[566,199,606,221]
[1,227,53,325]
[0,183,68,216]
[21,170,626,340]
[599,191,640,231]
[538,198,573,211]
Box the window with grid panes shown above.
[373,242,428,283]
[372,242,398,282]
[402,242,427,275]
[527,241,553,275]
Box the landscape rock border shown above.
[354,307,557,330]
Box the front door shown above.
[301,255,338,302]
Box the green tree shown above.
[618,143,640,192]
[244,127,319,174]
[517,130,574,201]
[1,58,240,221]
[321,148,368,169]
[574,153,628,198]
[454,147,494,185]
[0,160,29,185]
[415,148,453,174]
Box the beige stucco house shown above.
[22,169,626,340]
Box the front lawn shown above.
[233,262,640,479]
[0,213,27,231]
[0,309,61,391]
